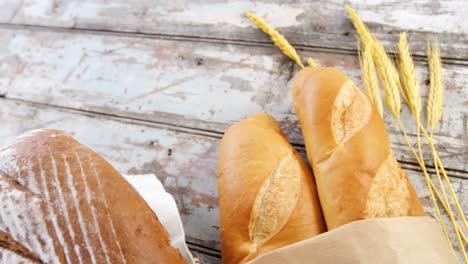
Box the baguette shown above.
[292,67,425,230]
[0,129,185,263]
[218,113,325,264]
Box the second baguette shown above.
[218,113,325,264]
[292,67,425,230]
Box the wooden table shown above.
[0,1,466,263]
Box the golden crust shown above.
[218,113,325,264]
[0,129,185,263]
[293,67,424,230]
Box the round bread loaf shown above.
[0,129,185,263]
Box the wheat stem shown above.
[399,107,468,259]
[245,11,304,68]
[399,117,468,249]
[401,117,468,252]
[431,138,466,241]
[429,179,468,245]
[419,124,468,261]
[396,118,455,254]
[419,123,468,231]
[418,121,467,261]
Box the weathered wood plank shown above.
[0,0,467,60]
[0,28,466,172]
[1,99,467,260]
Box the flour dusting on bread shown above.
[331,80,372,145]
[365,154,410,217]
[249,153,301,247]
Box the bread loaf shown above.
[292,67,425,230]
[218,113,326,264]
[0,129,185,263]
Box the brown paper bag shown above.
[248,217,456,264]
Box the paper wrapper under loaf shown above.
[248,217,455,264]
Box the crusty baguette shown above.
[218,113,326,264]
[0,129,185,263]
[292,67,425,230]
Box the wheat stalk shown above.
[245,11,304,68]
[425,40,468,241]
[427,41,444,132]
[398,32,421,117]
[398,34,467,259]
[347,6,467,261]
[360,41,383,116]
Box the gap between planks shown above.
[0,22,466,67]
[0,0,467,61]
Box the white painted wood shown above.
[0,0,467,60]
[0,28,466,172]
[0,100,466,260]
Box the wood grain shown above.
[1,99,467,261]
[0,27,466,172]
[0,0,467,60]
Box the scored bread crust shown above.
[293,67,425,230]
[0,247,37,264]
[218,113,326,264]
[0,129,185,263]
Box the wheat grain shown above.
[398,32,421,117]
[360,42,383,116]
[427,41,443,132]
[245,11,304,68]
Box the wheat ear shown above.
[371,38,402,118]
[427,41,443,132]
[345,5,372,45]
[245,11,304,68]
[360,41,383,116]
[398,32,421,116]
